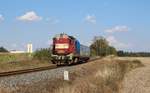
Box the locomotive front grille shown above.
[52,53,73,61]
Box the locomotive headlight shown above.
[55,44,69,49]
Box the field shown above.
[0,53,53,72]
[117,57,150,65]
[118,57,150,93]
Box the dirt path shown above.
[120,57,150,93]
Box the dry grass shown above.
[119,57,150,93]
[53,59,143,93]
[4,58,144,93]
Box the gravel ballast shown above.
[0,66,76,91]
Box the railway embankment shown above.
[0,58,143,93]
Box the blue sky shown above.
[0,0,150,52]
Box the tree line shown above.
[90,36,150,57]
[117,50,150,57]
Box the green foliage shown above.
[0,53,29,63]
[0,47,8,52]
[33,48,51,61]
[106,46,117,55]
[0,54,17,62]
[90,36,117,57]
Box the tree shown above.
[117,50,124,56]
[33,48,51,61]
[0,47,8,52]
[107,46,117,55]
[90,36,117,57]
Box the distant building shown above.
[9,43,33,54]
[10,50,26,54]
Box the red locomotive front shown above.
[51,33,81,65]
[52,34,75,55]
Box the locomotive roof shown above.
[54,33,76,40]
[68,36,75,40]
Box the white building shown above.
[27,43,33,53]
[10,50,26,54]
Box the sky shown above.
[0,0,150,52]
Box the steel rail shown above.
[0,65,57,77]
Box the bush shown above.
[0,54,17,62]
[0,53,30,63]
[33,48,51,61]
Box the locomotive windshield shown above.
[55,43,69,49]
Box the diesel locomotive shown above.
[51,33,90,66]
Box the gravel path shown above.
[0,65,77,91]
[120,58,150,93]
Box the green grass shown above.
[0,53,53,72]
[0,53,30,63]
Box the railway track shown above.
[0,65,57,77]
[0,57,101,77]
